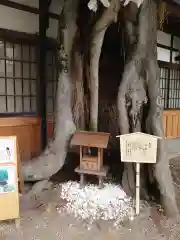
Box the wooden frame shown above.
[71,131,110,188]
[0,136,21,227]
[0,0,59,20]
[0,23,58,150]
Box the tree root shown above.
[21,0,178,218]
[146,59,179,216]
[117,0,178,216]
[22,0,79,182]
[22,71,76,181]
[25,180,53,199]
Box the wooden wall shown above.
[0,111,178,163]
[163,110,180,138]
[47,111,180,139]
[0,116,41,162]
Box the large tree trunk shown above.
[22,0,79,181]
[71,44,85,130]
[146,58,178,217]
[117,0,178,217]
[21,0,178,217]
[89,0,120,131]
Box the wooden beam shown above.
[38,0,49,149]
[157,43,179,52]
[0,28,58,48]
[158,60,180,70]
[0,0,59,20]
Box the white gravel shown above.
[60,181,134,224]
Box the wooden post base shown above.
[0,218,20,229]
[80,174,85,188]
[75,166,108,188]
[98,176,103,189]
[15,218,21,229]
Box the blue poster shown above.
[0,166,16,193]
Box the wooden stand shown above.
[117,132,159,216]
[17,142,24,194]
[0,136,22,228]
[71,131,110,188]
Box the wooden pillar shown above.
[38,0,50,150]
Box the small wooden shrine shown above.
[70,131,110,188]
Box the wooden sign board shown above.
[117,132,160,215]
[118,132,159,164]
[0,136,19,222]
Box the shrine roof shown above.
[70,131,110,149]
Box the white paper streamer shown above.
[60,181,134,224]
[87,0,143,12]
[123,0,144,8]
[88,0,98,12]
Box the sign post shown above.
[136,162,140,215]
[117,132,159,215]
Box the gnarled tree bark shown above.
[89,0,120,131]
[117,0,178,217]
[22,0,79,182]
[71,32,85,130]
[21,0,178,217]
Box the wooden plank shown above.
[0,116,40,127]
[75,166,108,177]
[81,161,98,171]
[0,192,19,221]
[17,143,24,194]
[172,115,178,137]
[158,61,180,70]
[119,133,158,164]
[177,114,180,136]
[80,146,83,164]
[0,0,59,20]
[0,28,58,47]
[167,115,173,137]
[163,110,180,138]
[101,148,103,167]
[70,131,110,148]
[98,148,101,171]
[0,116,41,162]
[82,155,98,162]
